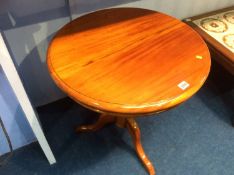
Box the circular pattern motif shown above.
[223,34,234,49]
[223,12,234,24]
[200,18,228,33]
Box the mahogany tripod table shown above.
[47,8,211,175]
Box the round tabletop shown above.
[47,8,211,115]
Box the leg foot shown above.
[126,118,156,175]
[76,114,115,133]
[75,114,156,175]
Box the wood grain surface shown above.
[47,8,211,115]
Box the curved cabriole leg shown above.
[126,118,156,175]
[76,114,115,133]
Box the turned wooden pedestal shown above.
[47,8,211,175]
[76,114,155,175]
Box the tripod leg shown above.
[126,118,156,175]
[76,114,115,133]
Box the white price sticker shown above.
[178,81,190,90]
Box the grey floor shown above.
[0,62,233,175]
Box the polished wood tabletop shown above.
[47,8,211,116]
[47,8,211,175]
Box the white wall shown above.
[1,0,70,106]
[0,0,70,157]
[3,17,69,106]
[70,0,234,19]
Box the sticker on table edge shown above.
[177,81,190,90]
